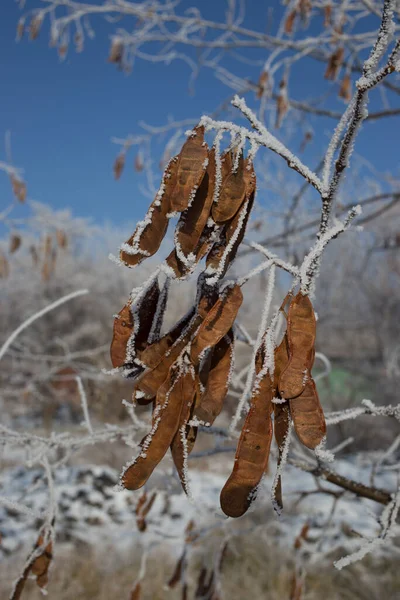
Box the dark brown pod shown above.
[290,379,326,449]
[120,157,178,267]
[211,152,246,224]
[110,304,134,368]
[278,292,316,400]
[170,126,209,213]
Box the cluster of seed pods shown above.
[110,125,326,516]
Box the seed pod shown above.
[273,400,290,511]
[190,284,243,365]
[16,18,25,41]
[108,38,124,64]
[284,9,297,34]
[56,229,68,249]
[256,70,269,99]
[120,157,178,267]
[136,490,157,532]
[170,368,197,493]
[290,379,326,449]
[325,47,344,80]
[134,280,160,351]
[170,126,208,213]
[278,292,316,400]
[9,234,21,254]
[113,152,125,180]
[167,551,186,588]
[29,14,43,40]
[130,582,141,600]
[134,152,144,172]
[110,303,134,368]
[194,329,234,426]
[166,225,214,279]
[139,307,195,369]
[220,366,274,518]
[137,314,202,397]
[276,80,289,128]
[10,175,26,203]
[175,148,215,254]
[324,4,332,27]
[212,152,246,224]
[206,164,256,278]
[121,366,186,490]
[339,73,352,102]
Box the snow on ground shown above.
[0,453,396,566]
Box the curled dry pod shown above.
[278,292,316,400]
[134,280,160,352]
[136,314,202,397]
[339,73,352,102]
[170,368,197,493]
[170,126,208,213]
[9,234,21,254]
[325,47,344,80]
[220,361,274,518]
[212,152,246,224]
[139,307,195,369]
[119,157,178,267]
[108,38,124,64]
[167,551,186,589]
[30,534,53,590]
[194,329,234,426]
[256,70,269,99]
[165,226,214,279]
[121,366,185,490]
[273,400,290,512]
[290,379,326,449]
[29,14,43,40]
[190,284,243,365]
[110,303,134,368]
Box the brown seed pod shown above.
[289,379,326,449]
[135,490,157,532]
[220,365,274,518]
[284,9,297,34]
[256,70,269,99]
[56,229,68,249]
[194,329,234,426]
[325,47,344,80]
[206,162,256,278]
[10,175,27,203]
[134,152,144,172]
[169,126,209,213]
[134,280,160,351]
[137,314,202,397]
[29,14,43,40]
[130,582,141,600]
[113,152,125,180]
[108,38,124,64]
[121,366,186,490]
[190,284,243,365]
[273,400,290,511]
[10,531,53,600]
[9,234,21,254]
[278,292,316,400]
[139,307,195,369]
[276,80,289,128]
[119,157,178,267]
[212,152,246,224]
[165,226,214,279]
[167,551,186,588]
[170,368,197,493]
[174,147,215,254]
[110,303,134,368]
[339,73,352,102]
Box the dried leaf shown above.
[9,234,21,254]
[119,157,178,267]
[170,126,209,213]
[122,366,186,490]
[278,292,316,399]
[190,284,243,365]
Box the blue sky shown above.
[0,1,398,228]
